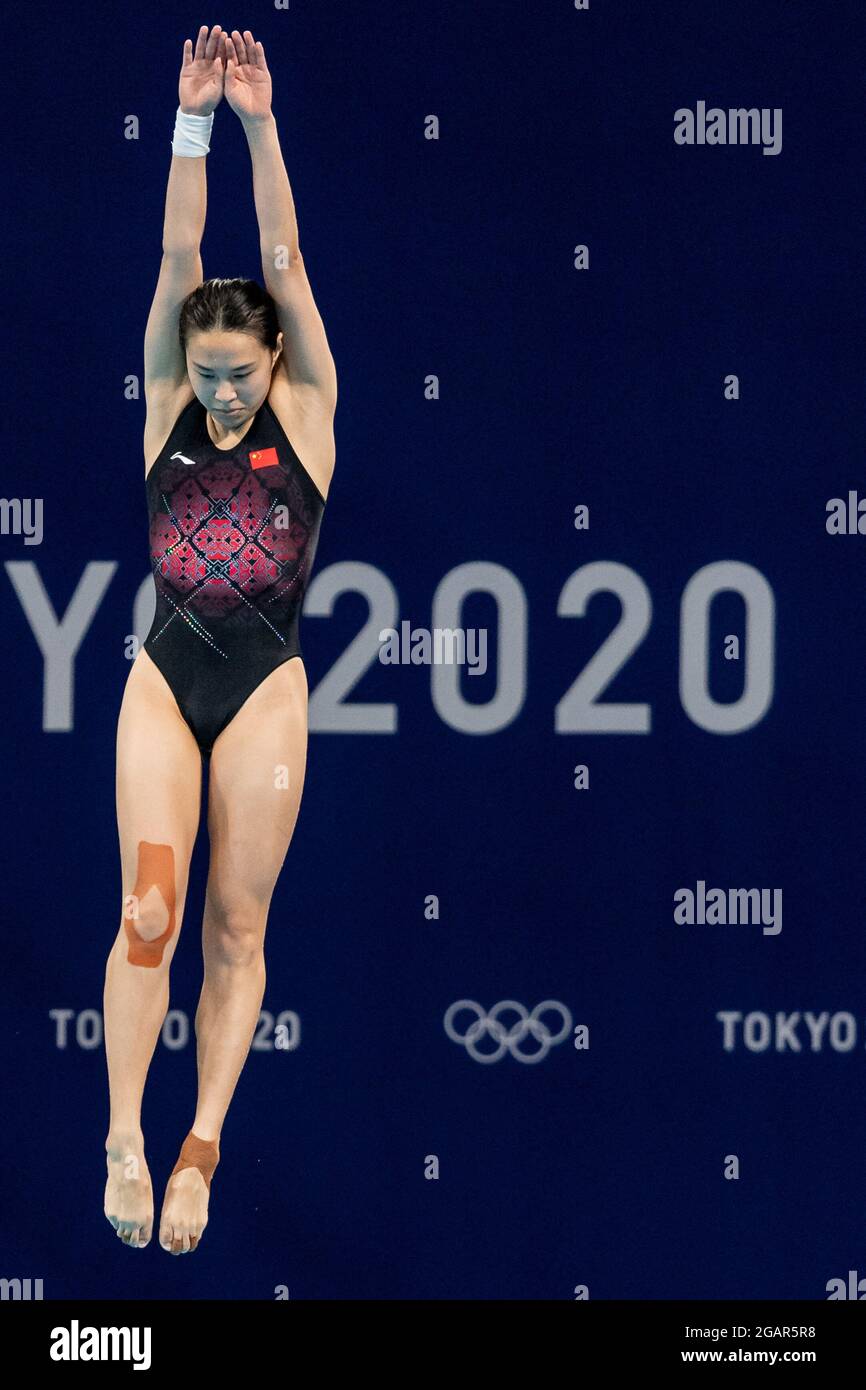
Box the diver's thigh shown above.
[206,661,309,904]
[116,650,203,893]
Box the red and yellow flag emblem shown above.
[249,446,279,470]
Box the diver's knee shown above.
[121,840,180,968]
[206,901,265,966]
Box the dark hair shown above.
[178,277,280,353]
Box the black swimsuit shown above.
[144,395,326,756]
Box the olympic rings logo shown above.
[444,999,572,1064]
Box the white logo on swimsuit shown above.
[170,451,198,467]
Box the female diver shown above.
[103,24,336,1254]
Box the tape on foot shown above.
[170,1131,220,1191]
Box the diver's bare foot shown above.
[159,1131,219,1254]
[104,1130,153,1248]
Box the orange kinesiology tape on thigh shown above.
[170,1131,220,1190]
[123,841,177,967]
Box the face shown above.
[186,330,283,422]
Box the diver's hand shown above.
[225,30,273,125]
[179,24,227,117]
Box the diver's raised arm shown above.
[226,29,337,405]
[144,25,226,400]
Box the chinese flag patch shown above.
[249,446,279,470]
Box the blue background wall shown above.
[2,0,864,1300]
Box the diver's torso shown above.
[145,395,326,665]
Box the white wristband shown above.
[171,106,214,157]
